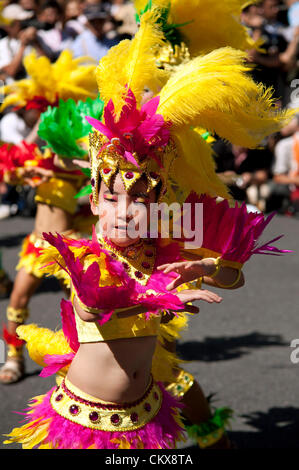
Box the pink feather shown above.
[176,192,291,263]
[85,88,170,165]
[40,353,74,377]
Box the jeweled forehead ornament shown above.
[86,89,177,205]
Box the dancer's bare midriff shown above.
[66,336,157,403]
[34,203,73,236]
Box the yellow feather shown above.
[17,324,72,367]
[158,47,294,148]
[159,312,189,343]
[96,39,132,115]
[0,50,97,111]
[171,128,230,198]
[123,10,166,105]
[135,0,260,54]
[96,10,167,118]
[168,0,259,54]
[134,0,169,14]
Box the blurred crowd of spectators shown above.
[0,0,298,219]
[214,0,299,215]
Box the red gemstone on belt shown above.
[125,172,134,179]
[103,168,111,174]
[111,413,120,424]
[144,403,151,412]
[69,405,80,415]
[89,411,100,422]
[130,412,139,423]
[135,271,143,279]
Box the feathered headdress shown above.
[0,50,98,112]
[88,19,292,204]
[87,89,175,204]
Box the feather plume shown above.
[158,47,294,148]
[4,385,184,449]
[96,10,167,118]
[38,97,104,158]
[178,192,292,264]
[16,324,71,367]
[168,0,260,54]
[135,0,261,53]
[0,50,97,112]
[171,128,230,198]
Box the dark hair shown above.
[38,0,62,14]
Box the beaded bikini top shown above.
[71,235,165,343]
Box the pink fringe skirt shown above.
[4,377,186,449]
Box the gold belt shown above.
[50,376,162,432]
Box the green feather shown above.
[185,407,233,439]
[75,184,92,199]
[135,1,192,47]
[38,97,104,159]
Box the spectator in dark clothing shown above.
[242,1,299,102]
[35,0,64,60]
[213,138,274,211]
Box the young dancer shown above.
[4,12,291,448]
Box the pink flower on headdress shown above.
[86,89,170,168]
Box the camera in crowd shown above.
[20,18,53,31]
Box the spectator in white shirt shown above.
[0,4,35,83]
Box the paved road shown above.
[0,214,298,449]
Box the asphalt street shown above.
[0,213,298,450]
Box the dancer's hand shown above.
[161,289,223,323]
[158,259,217,291]
[19,166,54,187]
[71,159,91,169]
[176,289,222,306]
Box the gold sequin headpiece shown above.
[87,90,177,205]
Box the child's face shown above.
[90,172,157,247]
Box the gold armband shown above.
[206,257,222,279]
[7,344,24,358]
[214,268,242,289]
[7,307,29,324]
[75,295,103,315]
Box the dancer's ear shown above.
[90,194,99,215]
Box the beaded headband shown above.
[86,89,177,205]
